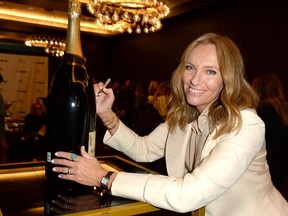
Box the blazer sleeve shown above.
[103,120,169,162]
[109,110,265,213]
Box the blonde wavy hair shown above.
[166,33,259,139]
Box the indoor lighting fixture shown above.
[23,8,66,57]
[86,0,170,34]
[25,34,66,57]
[0,1,118,36]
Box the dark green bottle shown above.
[45,0,96,197]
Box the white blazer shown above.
[104,109,288,216]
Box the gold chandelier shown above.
[25,34,66,57]
[86,0,170,34]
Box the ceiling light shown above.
[0,1,118,36]
[25,34,66,57]
[86,0,170,34]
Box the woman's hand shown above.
[94,81,115,119]
[94,81,120,134]
[52,146,107,187]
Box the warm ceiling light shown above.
[0,1,118,36]
[25,34,66,57]
[86,0,170,34]
[23,8,66,57]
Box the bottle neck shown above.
[65,0,83,57]
[62,53,85,65]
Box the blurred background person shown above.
[23,98,47,135]
[20,97,47,161]
[131,81,171,174]
[116,78,135,127]
[132,81,148,122]
[110,79,123,117]
[147,80,159,104]
[150,81,171,120]
[132,81,171,135]
[252,73,288,200]
[0,74,8,163]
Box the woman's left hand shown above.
[52,146,107,187]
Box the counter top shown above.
[0,156,159,216]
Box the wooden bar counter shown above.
[0,156,160,216]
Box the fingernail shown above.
[51,159,54,163]
[52,167,56,171]
[55,152,58,156]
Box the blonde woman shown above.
[53,33,288,215]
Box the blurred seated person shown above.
[23,98,46,136]
[21,98,47,161]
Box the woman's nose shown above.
[190,72,200,85]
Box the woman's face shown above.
[182,44,224,113]
[33,104,43,116]
[153,81,159,89]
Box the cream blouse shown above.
[186,109,211,172]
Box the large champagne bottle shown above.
[45,0,96,196]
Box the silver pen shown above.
[97,78,111,95]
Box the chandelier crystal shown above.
[86,0,170,34]
[25,34,66,57]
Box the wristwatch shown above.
[100,171,114,190]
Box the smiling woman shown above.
[182,44,223,113]
[51,33,288,215]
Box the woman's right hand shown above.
[93,82,115,120]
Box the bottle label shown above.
[88,131,96,157]
[47,151,52,162]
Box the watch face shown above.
[101,177,109,187]
[100,171,113,188]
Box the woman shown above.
[52,33,288,215]
[252,73,288,200]
[150,80,171,119]
[23,98,46,135]
[147,80,159,103]
[133,80,170,136]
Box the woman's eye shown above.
[185,64,193,70]
[207,70,216,75]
